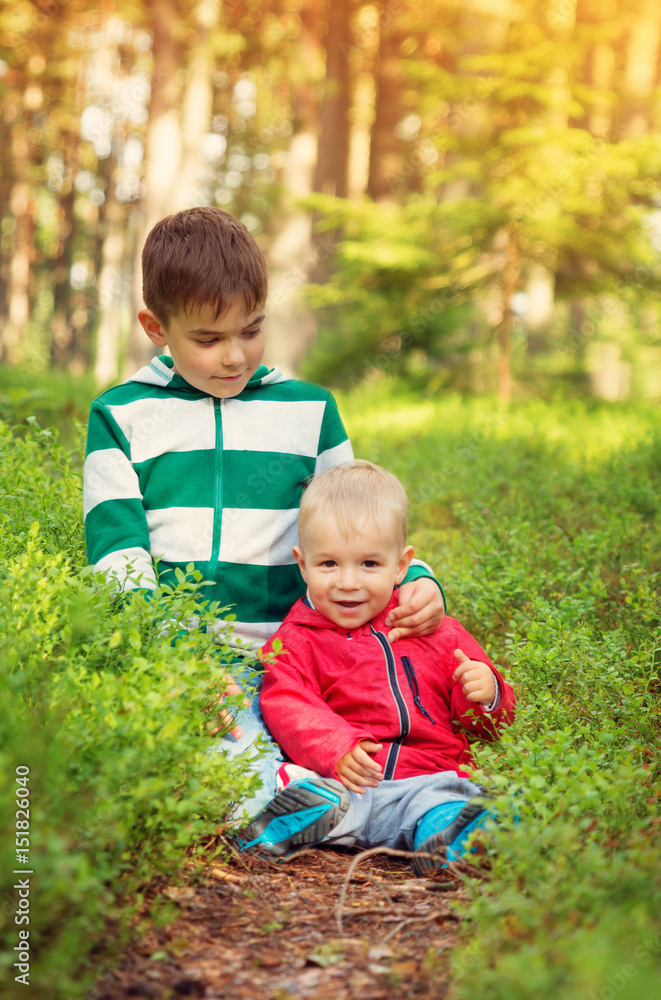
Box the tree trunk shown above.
[308,0,353,284]
[94,183,128,386]
[126,0,185,374]
[172,0,217,211]
[264,0,324,373]
[522,0,575,339]
[264,132,320,374]
[313,0,352,199]
[0,122,32,366]
[296,0,325,137]
[498,228,518,402]
[0,116,12,330]
[571,0,616,137]
[440,0,511,203]
[346,3,378,200]
[366,21,404,203]
[50,181,76,370]
[620,0,661,138]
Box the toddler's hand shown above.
[453,649,496,706]
[386,577,445,642]
[336,740,384,793]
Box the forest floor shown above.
[93,842,484,1000]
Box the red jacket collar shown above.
[287,592,399,634]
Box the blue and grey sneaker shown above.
[236,778,349,858]
[412,796,492,875]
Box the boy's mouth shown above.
[335,600,364,608]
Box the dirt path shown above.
[94,846,477,999]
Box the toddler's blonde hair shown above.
[298,460,409,548]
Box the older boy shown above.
[240,462,516,871]
[83,208,445,814]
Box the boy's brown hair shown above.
[299,460,409,549]
[141,207,268,326]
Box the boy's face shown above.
[293,513,414,630]
[138,299,265,398]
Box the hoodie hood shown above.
[127,355,290,393]
[288,592,400,635]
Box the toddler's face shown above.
[293,513,413,629]
[141,299,265,398]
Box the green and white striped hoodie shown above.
[84,355,434,650]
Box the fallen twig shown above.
[382,910,458,944]
[336,846,461,933]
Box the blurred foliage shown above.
[2,1,661,395]
[302,3,661,394]
[0,365,97,438]
[301,195,477,388]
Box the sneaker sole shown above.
[413,801,490,876]
[237,779,349,857]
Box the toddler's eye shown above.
[363,560,379,568]
[321,560,336,568]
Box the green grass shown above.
[0,411,263,999]
[339,380,661,1000]
[1,372,660,998]
[0,364,97,442]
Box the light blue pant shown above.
[324,771,483,851]
[207,673,285,820]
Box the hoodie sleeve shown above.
[83,399,157,592]
[399,557,446,609]
[260,628,377,779]
[447,621,516,740]
[314,389,354,474]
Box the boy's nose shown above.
[222,339,245,367]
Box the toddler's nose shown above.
[338,567,360,590]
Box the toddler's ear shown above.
[138,309,169,347]
[292,545,308,582]
[395,544,415,583]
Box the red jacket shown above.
[260,594,516,782]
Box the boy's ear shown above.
[395,545,415,584]
[138,308,169,347]
[292,545,308,582]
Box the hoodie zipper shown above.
[401,656,437,724]
[370,626,410,780]
[210,398,224,571]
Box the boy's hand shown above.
[453,649,496,706]
[207,674,248,739]
[386,577,445,642]
[336,740,384,793]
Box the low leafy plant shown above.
[0,419,263,998]
[342,383,661,1000]
[2,383,661,999]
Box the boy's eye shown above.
[244,327,262,338]
[321,560,336,568]
[196,339,218,347]
[363,560,379,568]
